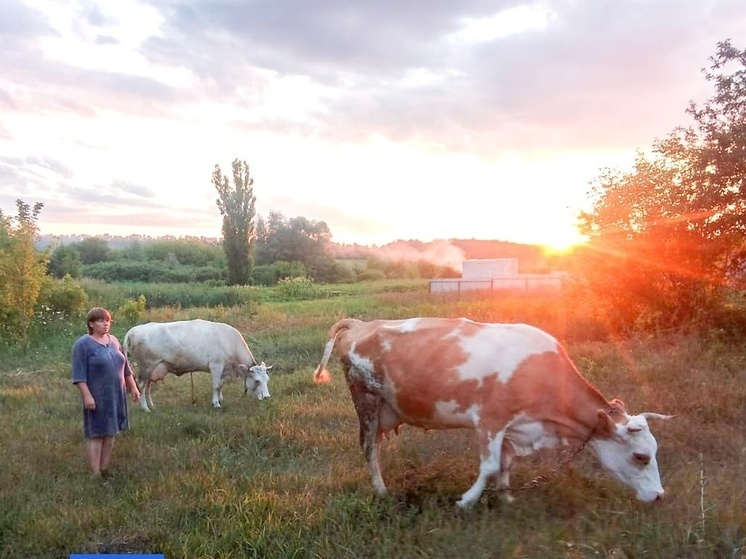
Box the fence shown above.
[429,273,566,296]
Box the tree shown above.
[143,238,223,267]
[0,200,49,346]
[577,40,746,332]
[683,39,746,278]
[213,159,256,285]
[255,211,340,281]
[73,237,110,264]
[577,155,722,331]
[49,244,83,278]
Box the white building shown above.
[429,258,567,295]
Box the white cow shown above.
[314,317,672,508]
[124,319,271,411]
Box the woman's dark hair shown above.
[86,307,112,334]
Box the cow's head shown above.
[590,407,673,503]
[241,362,272,400]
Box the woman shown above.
[71,307,140,477]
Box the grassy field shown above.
[1,281,745,558]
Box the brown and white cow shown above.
[313,317,671,508]
[124,319,271,411]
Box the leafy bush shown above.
[82,261,224,283]
[37,275,89,317]
[117,295,147,323]
[252,261,308,286]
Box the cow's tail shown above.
[313,318,361,383]
[122,329,139,380]
[122,329,132,359]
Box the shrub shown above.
[275,276,319,300]
[82,261,224,283]
[252,261,308,286]
[357,268,387,282]
[37,275,89,317]
[117,295,147,323]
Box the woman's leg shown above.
[86,437,103,476]
[99,436,115,474]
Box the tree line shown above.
[44,214,457,286]
[0,201,457,344]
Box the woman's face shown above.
[90,317,111,336]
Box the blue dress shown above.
[71,334,133,438]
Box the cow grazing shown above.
[124,319,271,411]
[313,317,672,508]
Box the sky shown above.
[1,1,744,249]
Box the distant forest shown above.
[37,234,560,274]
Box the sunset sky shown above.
[1,1,743,248]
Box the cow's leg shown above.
[209,364,225,408]
[146,382,155,410]
[140,362,168,412]
[457,429,505,508]
[496,440,516,503]
[138,376,152,412]
[351,387,386,496]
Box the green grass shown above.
[1,283,745,558]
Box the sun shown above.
[539,227,588,254]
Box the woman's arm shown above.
[75,381,96,410]
[125,374,141,401]
[113,334,141,402]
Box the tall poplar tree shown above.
[213,159,256,285]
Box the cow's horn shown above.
[641,412,675,421]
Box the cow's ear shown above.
[238,364,249,375]
[596,409,618,436]
[608,399,626,416]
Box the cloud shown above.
[127,0,744,153]
[1,0,744,245]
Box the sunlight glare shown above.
[540,227,588,253]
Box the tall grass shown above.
[0,282,744,558]
[80,279,260,310]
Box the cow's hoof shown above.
[456,498,476,509]
[499,491,515,504]
[453,500,477,518]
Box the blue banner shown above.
[70,555,164,559]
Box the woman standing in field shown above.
[71,307,140,477]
